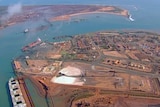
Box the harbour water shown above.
[0,0,160,106]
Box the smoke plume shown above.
[7,3,22,17]
[0,3,22,23]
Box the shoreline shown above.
[11,30,160,106]
[50,9,129,22]
[0,5,129,30]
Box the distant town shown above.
[12,30,160,107]
[0,5,129,30]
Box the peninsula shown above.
[0,5,129,30]
[13,30,160,107]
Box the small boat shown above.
[24,28,29,33]
[129,14,134,21]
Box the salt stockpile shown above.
[51,66,84,85]
[58,66,83,76]
[51,76,84,85]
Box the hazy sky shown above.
[0,0,136,5]
[0,0,159,10]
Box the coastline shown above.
[10,29,160,106]
[50,9,129,22]
[0,5,129,30]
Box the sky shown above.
[0,0,136,5]
[0,0,159,8]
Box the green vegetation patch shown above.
[74,93,94,101]
[61,50,76,59]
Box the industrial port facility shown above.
[10,30,160,107]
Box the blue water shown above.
[0,0,160,107]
